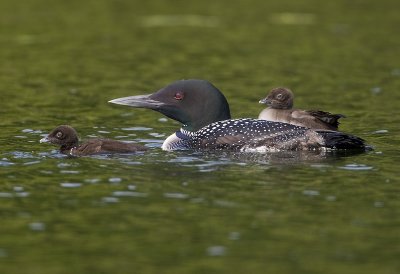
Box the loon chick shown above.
[40,125,147,156]
[258,87,345,130]
[109,79,367,152]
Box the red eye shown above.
[174,92,184,100]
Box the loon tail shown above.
[317,130,369,150]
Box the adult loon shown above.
[40,125,147,156]
[109,80,367,152]
[258,87,345,130]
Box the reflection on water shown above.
[170,148,368,167]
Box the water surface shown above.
[1,0,399,273]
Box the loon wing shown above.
[305,110,346,129]
[189,119,366,151]
[99,139,147,152]
[73,140,103,155]
[73,139,146,155]
[193,119,314,150]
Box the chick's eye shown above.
[276,94,283,99]
[174,92,184,100]
[56,131,63,138]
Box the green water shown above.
[1,0,399,273]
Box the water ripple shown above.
[15,192,30,197]
[228,232,241,240]
[102,197,119,203]
[0,192,13,198]
[112,191,148,198]
[22,129,43,134]
[374,201,384,208]
[141,15,220,28]
[391,68,400,76]
[29,222,46,231]
[270,13,315,25]
[370,87,382,94]
[163,192,189,199]
[0,248,8,258]
[372,129,388,134]
[11,151,35,159]
[57,163,74,168]
[13,186,24,192]
[190,197,205,204]
[60,182,82,188]
[0,159,14,166]
[114,135,129,139]
[108,177,122,184]
[121,127,152,131]
[206,246,226,256]
[85,178,101,184]
[148,132,165,138]
[303,190,320,196]
[339,164,374,171]
[23,161,41,166]
[213,200,238,208]
[325,195,337,202]
[60,170,80,174]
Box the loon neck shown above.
[180,107,231,132]
[161,128,194,151]
[60,142,78,153]
[177,128,195,138]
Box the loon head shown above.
[40,125,79,151]
[109,79,231,132]
[259,87,294,109]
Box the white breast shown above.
[258,108,278,121]
[161,132,180,151]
